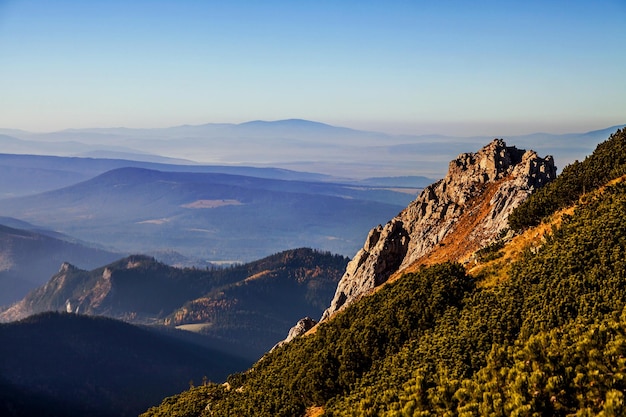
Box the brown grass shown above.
[304,406,324,417]
[469,207,573,287]
[244,270,271,282]
[388,180,504,281]
[468,175,626,287]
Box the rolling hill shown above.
[0,152,342,198]
[0,168,412,261]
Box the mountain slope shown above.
[1,249,348,359]
[164,248,348,358]
[508,127,626,229]
[0,168,410,261]
[0,312,249,417]
[0,223,120,306]
[142,129,626,416]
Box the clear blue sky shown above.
[1,0,624,135]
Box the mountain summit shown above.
[321,139,556,320]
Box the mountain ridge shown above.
[2,120,623,178]
[0,222,121,305]
[0,152,340,198]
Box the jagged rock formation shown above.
[272,316,318,351]
[1,255,205,324]
[321,139,556,321]
[0,262,80,322]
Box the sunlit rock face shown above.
[321,139,556,321]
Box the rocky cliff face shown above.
[321,139,556,321]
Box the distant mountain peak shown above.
[239,118,334,127]
[58,262,76,273]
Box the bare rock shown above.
[271,316,318,351]
[321,139,556,321]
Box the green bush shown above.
[509,128,626,230]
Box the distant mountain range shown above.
[2,119,624,178]
[0,148,424,305]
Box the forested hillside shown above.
[143,129,626,416]
[0,312,249,417]
[1,248,347,360]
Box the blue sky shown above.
[0,0,624,135]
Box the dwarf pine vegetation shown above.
[508,128,626,230]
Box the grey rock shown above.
[321,139,556,321]
[272,316,318,351]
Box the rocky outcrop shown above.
[320,139,556,321]
[0,262,80,322]
[272,316,318,351]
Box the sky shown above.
[0,0,625,136]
